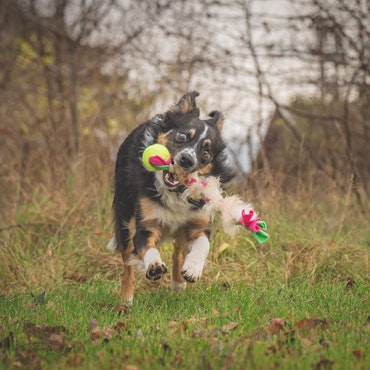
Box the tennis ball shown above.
[142,144,171,171]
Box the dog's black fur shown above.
[109,91,237,302]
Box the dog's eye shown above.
[176,132,188,143]
[202,150,211,161]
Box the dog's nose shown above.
[179,153,195,170]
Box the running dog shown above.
[108,91,237,303]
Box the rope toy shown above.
[141,144,269,243]
[181,176,269,243]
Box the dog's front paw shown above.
[181,236,209,283]
[146,262,167,280]
[181,257,204,283]
[143,248,167,281]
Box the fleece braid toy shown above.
[142,144,269,243]
[181,177,269,243]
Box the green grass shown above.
[0,182,369,369]
[1,279,368,369]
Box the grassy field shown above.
[0,178,369,369]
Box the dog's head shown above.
[152,91,236,188]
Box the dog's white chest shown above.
[153,174,206,233]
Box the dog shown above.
[108,91,237,303]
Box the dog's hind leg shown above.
[171,234,187,293]
[120,246,135,304]
[116,217,136,304]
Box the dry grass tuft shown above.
[0,152,369,295]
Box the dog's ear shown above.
[171,91,200,116]
[205,110,224,130]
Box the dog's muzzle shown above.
[163,170,180,187]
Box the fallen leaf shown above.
[103,327,115,339]
[98,301,114,310]
[187,316,208,327]
[114,304,131,315]
[221,322,238,333]
[113,322,125,332]
[46,333,65,350]
[66,353,82,368]
[89,318,98,331]
[168,320,187,333]
[16,347,42,370]
[352,349,365,359]
[295,318,328,331]
[91,328,103,342]
[314,358,334,370]
[346,277,355,290]
[268,318,286,335]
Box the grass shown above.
[0,176,369,369]
[1,280,368,369]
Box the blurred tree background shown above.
[0,0,369,224]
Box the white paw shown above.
[181,256,205,282]
[181,236,210,283]
[143,248,167,281]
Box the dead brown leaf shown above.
[66,353,83,368]
[352,349,365,359]
[295,318,328,331]
[89,318,98,331]
[113,322,126,332]
[114,304,131,315]
[91,328,103,342]
[221,322,238,333]
[268,318,286,335]
[16,347,42,370]
[314,358,334,370]
[168,320,187,333]
[346,277,355,290]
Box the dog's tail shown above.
[107,235,118,252]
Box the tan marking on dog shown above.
[215,115,224,130]
[203,139,211,148]
[157,131,172,146]
[198,163,214,177]
[134,197,162,258]
[188,128,196,138]
[120,239,135,303]
[172,92,199,114]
